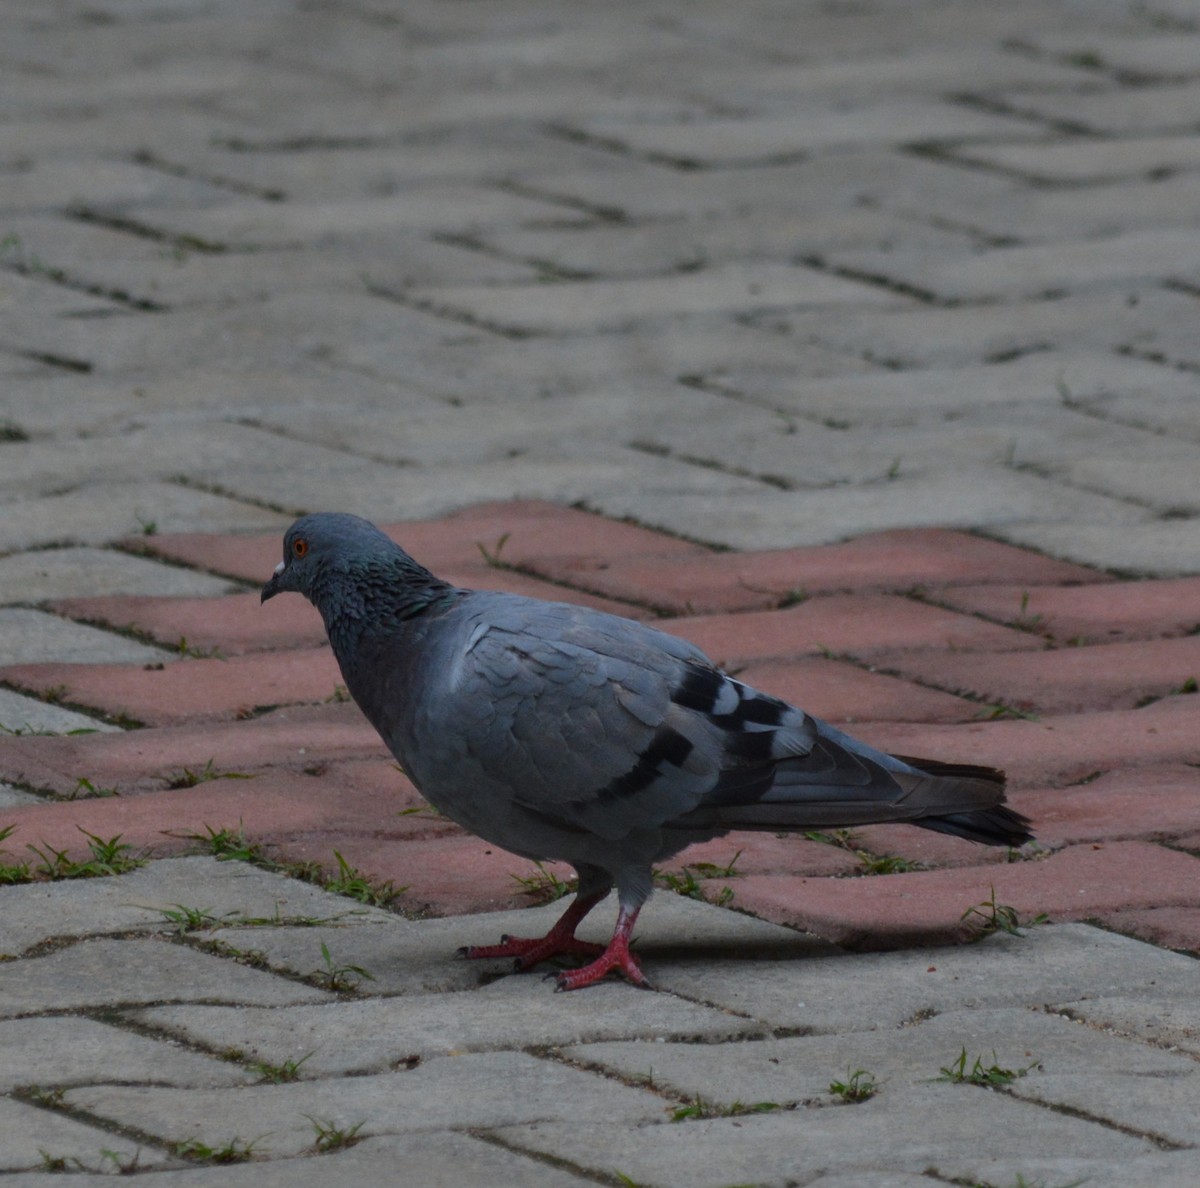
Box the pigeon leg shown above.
[555,903,647,992]
[459,888,609,969]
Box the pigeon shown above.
[262,512,1033,990]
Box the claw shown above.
[457,889,610,972]
[459,893,648,991]
[553,902,646,991]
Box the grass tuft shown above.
[937,1046,1039,1088]
[962,887,1048,937]
[306,1115,366,1153]
[828,1067,878,1103]
[670,1095,780,1122]
[511,860,577,904]
[165,759,253,790]
[309,941,374,993]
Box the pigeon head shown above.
[261,512,399,606]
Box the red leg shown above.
[555,903,648,992]
[459,889,608,971]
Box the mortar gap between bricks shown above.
[0,256,166,313]
[11,1083,180,1156]
[1036,1003,1191,1055]
[173,930,353,995]
[9,348,94,374]
[361,285,538,340]
[468,1127,626,1186]
[893,586,1057,641]
[0,773,62,802]
[924,211,1025,249]
[429,229,596,282]
[676,372,857,435]
[164,473,304,519]
[1115,342,1200,377]
[1007,451,1199,520]
[543,1046,728,1107]
[540,121,710,172]
[795,252,945,306]
[109,538,257,590]
[475,550,660,616]
[28,602,178,656]
[1005,1088,1191,1151]
[568,499,733,555]
[901,139,1083,193]
[129,148,288,203]
[0,675,144,732]
[957,526,1134,583]
[230,414,420,471]
[1078,914,1200,961]
[942,90,1104,137]
[490,176,631,225]
[624,439,803,492]
[214,132,390,153]
[63,206,235,255]
[96,1006,339,1084]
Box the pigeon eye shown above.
[292,538,309,559]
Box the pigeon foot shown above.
[458,887,610,970]
[554,936,648,991]
[461,932,605,968]
[554,902,647,991]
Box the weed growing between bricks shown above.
[0,825,146,884]
[175,823,408,910]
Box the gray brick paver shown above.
[0,1097,169,1174]
[131,985,762,1076]
[0,607,168,667]
[952,133,1200,183]
[0,546,238,602]
[0,1015,253,1092]
[492,1088,1156,1188]
[651,923,1200,1032]
[0,687,120,737]
[827,226,1200,302]
[1009,79,1200,135]
[0,856,395,955]
[0,1134,597,1186]
[576,99,1043,164]
[63,1051,666,1157]
[564,1004,1194,1110]
[0,937,334,1016]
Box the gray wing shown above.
[424,596,839,840]
[398,593,1024,851]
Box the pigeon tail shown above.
[915,803,1033,847]
[677,754,1030,848]
[889,756,1032,848]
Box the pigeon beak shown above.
[260,560,286,604]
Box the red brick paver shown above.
[0,649,344,726]
[732,842,1200,950]
[664,594,1041,668]
[937,577,1200,645]
[4,500,1200,956]
[533,529,1108,615]
[876,635,1200,715]
[127,500,705,588]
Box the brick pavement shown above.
[2,502,1200,1183]
[4,0,1200,1184]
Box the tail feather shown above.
[889,755,1006,786]
[675,749,1033,848]
[892,756,1032,848]
[917,803,1033,847]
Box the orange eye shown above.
[292,538,308,558]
